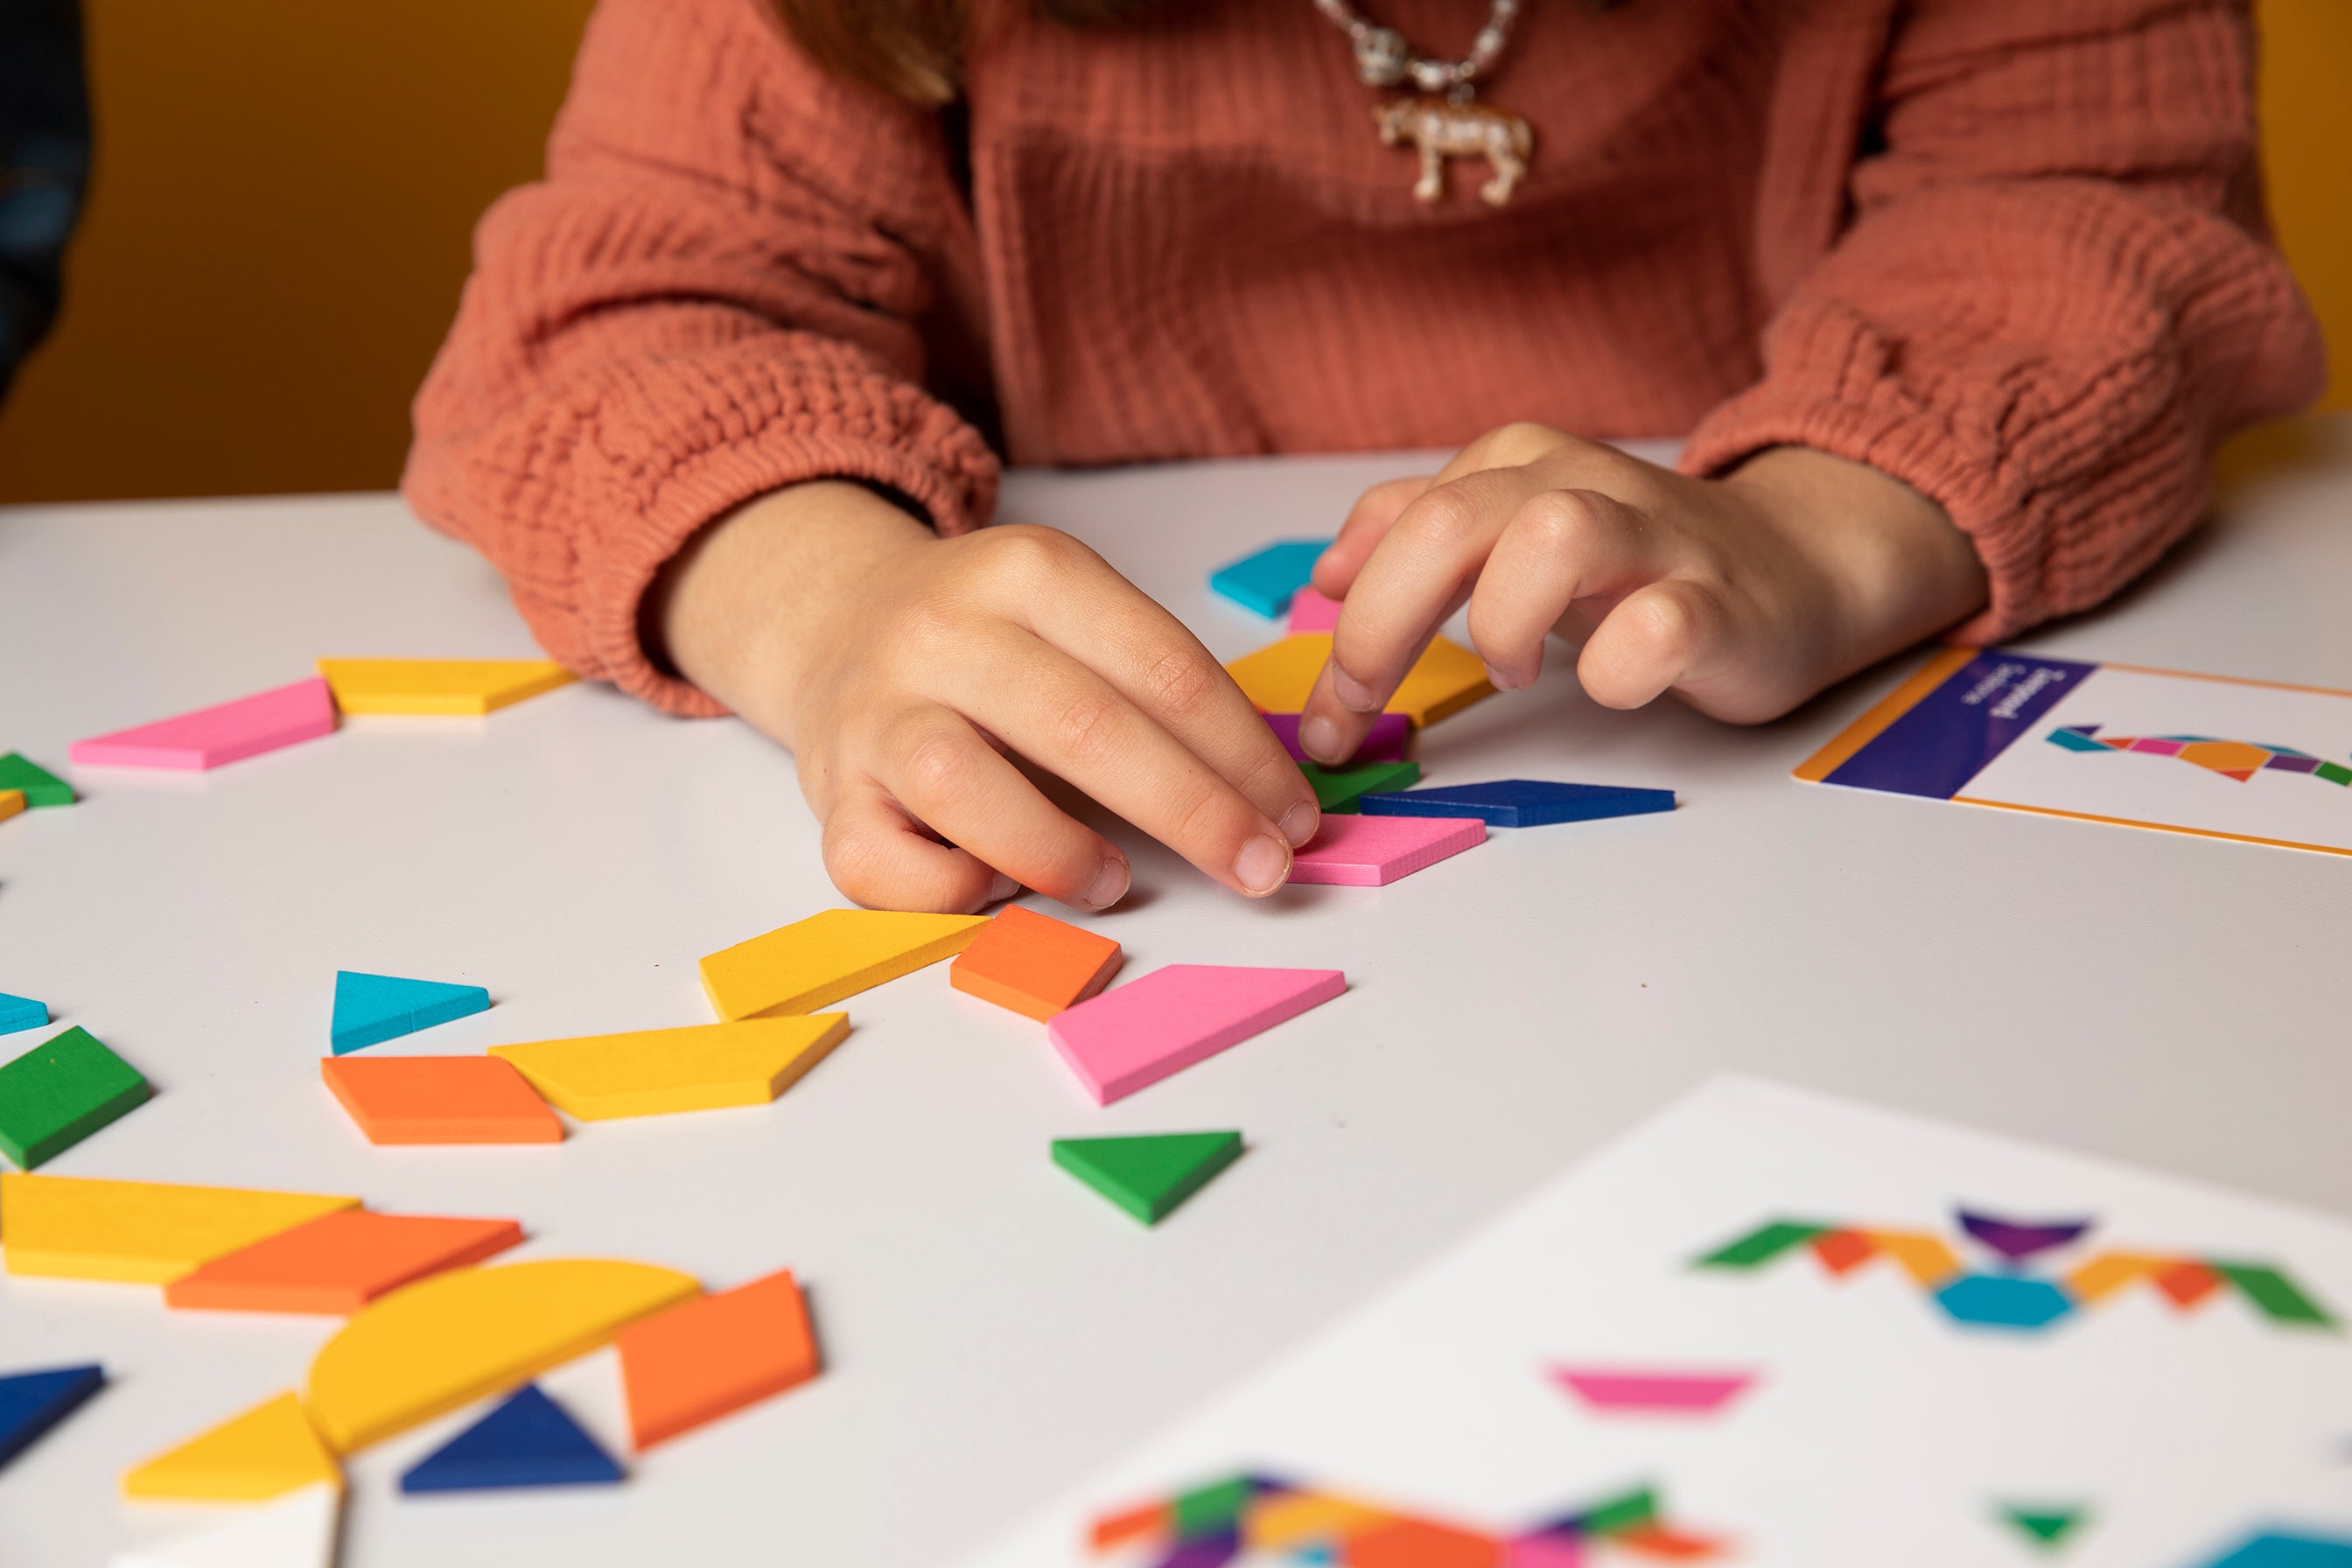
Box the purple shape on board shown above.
[1259,711,1410,765]
[2130,737,2188,756]
[2264,754,2322,774]
[1957,1208,2093,1263]
[1152,1530,1242,1568]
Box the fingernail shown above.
[1082,857,1129,911]
[1299,714,1345,764]
[1234,834,1291,896]
[1278,802,1320,847]
[985,872,1019,904]
[1329,665,1380,712]
[1483,662,1519,692]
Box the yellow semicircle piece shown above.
[316,658,575,715]
[122,1390,341,1501]
[304,1257,699,1452]
[1222,633,1494,728]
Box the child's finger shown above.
[1576,578,1736,710]
[868,705,1133,911]
[1313,474,1436,597]
[820,779,1020,915]
[1465,487,1669,690]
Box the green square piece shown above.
[0,753,73,808]
[2316,761,2352,787]
[1298,759,1419,814]
[0,1026,150,1170]
[1051,1131,1242,1226]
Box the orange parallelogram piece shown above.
[1810,1229,1878,1275]
[1348,1517,1504,1568]
[949,906,1124,1022]
[321,1055,563,1144]
[616,1266,820,1449]
[1091,1502,1172,1552]
[2154,1258,2225,1308]
[164,1209,523,1313]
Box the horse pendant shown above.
[1373,96,1534,207]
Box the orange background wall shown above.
[0,0,2342,505]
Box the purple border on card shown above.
[1824,648,2099,800]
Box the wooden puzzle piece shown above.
[0,788,21,823]
[0,1363,103,1472]
[1287,587,1342,633]
[398,1384,622,1492]
[1260,711,1410,765]
[164,1210,524,1314]
[320,1055,562,1144]
[1298,759,1419,814]
[949,906,1124,1021]
[122,1391,341,1501]
[1223,634,1493,727]
[316,657,575,715]
[305,1257,699,1452]
[616,1267,820,1450]
[1051,1131,1242,1225]
[69,676,336,771]
[1047,965,1346,1104]
[1358,778,1675,827]
[1,1173,358,1284]
[489,1015,848,1120]
[700,908,988,1020]
[329,970,490,1054]
[1208,539,1330,618]
[0,752,73,806]
[1288,814,1486,886]
[111,1480,340,1568]
[0,992,47,1036]
[0,1024,149,1169]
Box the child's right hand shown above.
[653,481,1320,914]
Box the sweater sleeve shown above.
[402,0,999,717]
[1679,0,2326,643]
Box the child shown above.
[406,0,2322,914]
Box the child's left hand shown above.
[1293,424,1989,766]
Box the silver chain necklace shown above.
[1310,0,1534,206]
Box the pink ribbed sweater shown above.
[405,0,2324,718]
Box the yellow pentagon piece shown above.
[490,1015,849,1120]
[699,908,990,1021]
[122,1391,340,1501]
[316,657,575,715]
[1222,633,1494,728]
[306,1257,700,1452]
[1,1172,359,1284]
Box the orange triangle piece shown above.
[164,1209,523,1313]
[1810,1229,1877,1274]
[949,906,1124,1022]
[616,1267,819,1449]
[321,1055,562,1144]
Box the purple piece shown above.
[1259,711,1410,765]
[2264,754,2322,774]
[1957,1207,2094,1263]
[1152,1531,1242,1568]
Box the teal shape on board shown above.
[331,970,491,1054]
[1935,1273,2076,1332]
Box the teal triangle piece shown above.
[399,1384,622,1492]
[331,970,490,1054]
[1997,1503,2090,1550]
[0,993,46,1037]
[1052,1131,1242,1225]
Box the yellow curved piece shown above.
[491,1015,848,1119]
[122,1390,340,1501]
[1,1172,358,1284]
[316,657,574,715]
[305,1257,699,1452]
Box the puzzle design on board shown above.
[2048,725,2352,786]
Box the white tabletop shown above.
[3,427,2350,1567]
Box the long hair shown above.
[769,0,1154,106]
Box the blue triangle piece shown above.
[0,1363,104,1471]
[1358,779,1676,828]
[400,1384,623,1493]
[0,992,47,1037]
[331,970,491,1054]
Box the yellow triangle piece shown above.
[700,909,990,1021]
[1,1173,360,1284]
[490,1015,849,1120]
[122,1391,341,1501]
[305,1257,700,1452]
[1222,634,1494,728]
[316,657,575,715]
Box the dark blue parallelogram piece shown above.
[1358,779,1675,828]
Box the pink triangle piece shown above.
[1046,964,1345,1104]
[70,678,337,771]
[1289,813,1485,886]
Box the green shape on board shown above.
[1052,1131,1243,1226]
[1298,760,1420,814]
[2317,761,2352,787]
[2210,1262,2337,1327]
[1996,1503,2089,1550]
[1170,1474,1258,1537]
[1578,1486,1659,1536]
[0,753,73,808]
[1695,1220,1829,1269]
[0,1026,150,1170]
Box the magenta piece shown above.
[1047,964,1346,1105]
[1259,711,1410,765]
[69,677,337,771]
[2129,738,2187,756]
[1288,814,1484,886]
[1287,587,1342,633]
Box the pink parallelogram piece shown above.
[1550,1367,1756,1415]
[1047,963,1345,1104]
[1289,814,1484,886]
[1260,711,1410,765]
[1288,587,1343,632]
[69,676,337,771]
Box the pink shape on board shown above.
[1047,963,1345,1105]
[1507,1536,1586,1568]
[1288,814,1485,886]
[1260,711,1410,765]
[1288,587,1343,633]
[2130,737,2187,756]
[69,676,337,771]
[1550,1367,1756,1414]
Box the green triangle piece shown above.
[0,753,74,808]
[1996,1503,2089,1550]
[1052,1132,1242,1225]
[1298,760,1419,814]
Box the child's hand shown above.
[655,482,1320,914]
[1295,424,1988,765]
